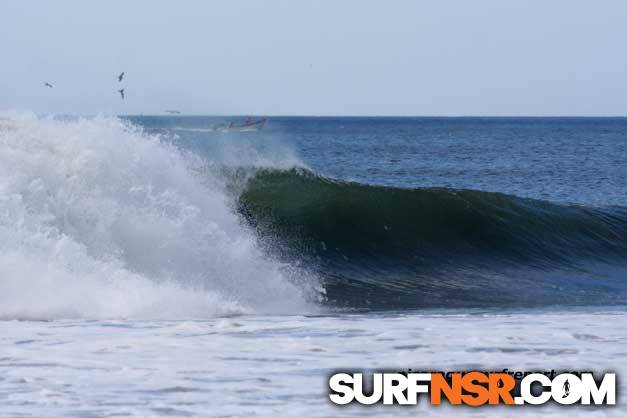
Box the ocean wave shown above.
[237,168,627,308]
[3,113,626,315]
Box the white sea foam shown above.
[0,112,315,320]
[0,311,625,417]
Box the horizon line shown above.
[116,114,627,118]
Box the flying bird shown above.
[44,82,53,88]
[118,88,125,100]
[118,72,125,82]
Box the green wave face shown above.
[237,168,627,309]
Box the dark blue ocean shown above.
[131,116,627,309]
[133,116,627,205]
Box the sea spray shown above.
[0,113,316,319]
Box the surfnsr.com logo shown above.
[329,371,616,406]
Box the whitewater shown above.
[1,113,626,417]
[0,112,315,320]
[2,312,626,417]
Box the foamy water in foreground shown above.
[1,311,625,417]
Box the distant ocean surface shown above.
[1,113,626,417]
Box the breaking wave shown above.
[3,112,626,317]
[0,113,316,320]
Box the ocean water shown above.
[1,113,626,417]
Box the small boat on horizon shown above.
[169,117,268,133]
[222,117,267,132]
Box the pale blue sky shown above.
[1,0,626,116]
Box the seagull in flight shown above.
[44,82,53,88]
[118,88,125,100]
[118,72,125,82]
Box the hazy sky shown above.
[1,1,626,116]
